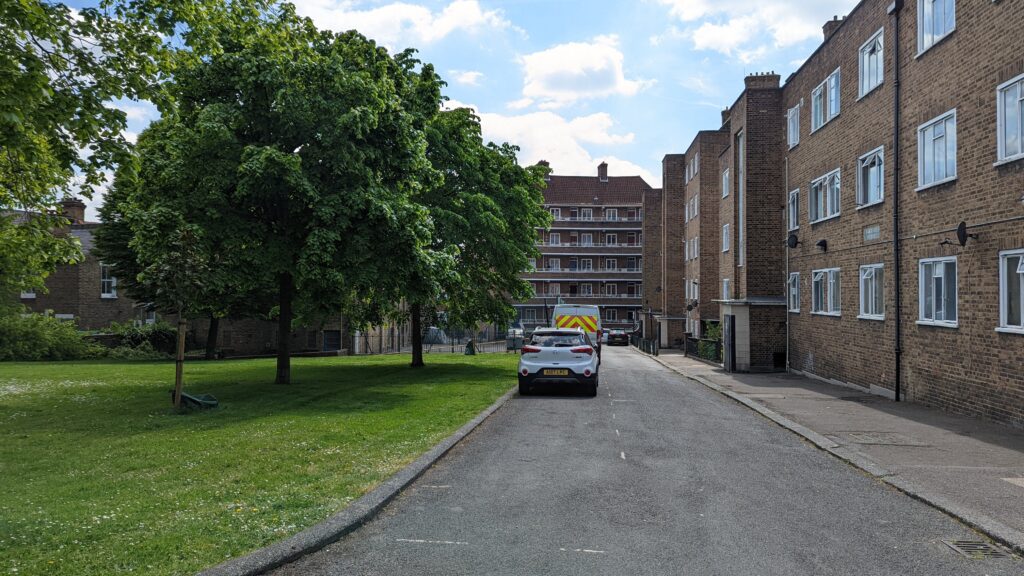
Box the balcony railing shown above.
[548,216,642,223]
[526,267,642,273]
[529,293,642,299]
[536,242,642,248]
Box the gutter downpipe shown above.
[889,0,904,402]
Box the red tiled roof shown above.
[542,175,652,205]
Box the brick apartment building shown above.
[650,0,1024,426]
[518,162,652,332]
[15,199,336,356]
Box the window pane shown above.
[923,263,934,320]
[922,0,934,48]
[1007,256,1022,326]
[946,117,957,177]
[1004,84,1021,157]
[874,268,885,315]
[922,127,934,183]
[944,261,957,321]
[934,130,946,181]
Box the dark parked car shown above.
[606,329,629,346]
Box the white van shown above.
[551,304,603,358]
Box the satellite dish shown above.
[686,304,694,312]
[786,234,800,249]
[816,239,828,252]
[955,220,981,247]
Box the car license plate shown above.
[543,369,569,376]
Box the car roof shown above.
[532,327,584,334]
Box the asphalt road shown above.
[271,346,1019,575]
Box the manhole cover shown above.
[840,431,927,446]
[943,540,1012,559]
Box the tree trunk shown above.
[410,302,424,368]
[276,273,293,385]
[205,316,220,360]
[174,314,186,410]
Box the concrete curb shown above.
[643,352,1024,556]
[197,386,518,576]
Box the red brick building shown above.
[650,0,1024,426]
[518,162,651,332]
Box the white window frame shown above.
[788,189,800,231]
[100,263,117,299]
[811,268,841,316]
[858,264,885,320]
[549,208,561,220]
[580,208,593,221]
[788,273,800,313]
[722,224,730,252]
[858,29,884,98]
[787,104,800,149]
[606,233,618,246]
[606,208,619,221]
[581,233,593,247]
[549,283,560,296]
[917,0,955,56]
[580,258,593,271]
[549,258,561,271]
[811,68,841,132]
[527,258,536,271]
[810,168,841,223]
[996,73,1024,164]
[20,289,36,299]
[549,232,561,246]
[917,109,957,190]
[605,258,618,271]
[722,278,731,300]
[522,308,538,322]
[580,283,593,296]
[605,308,618,322]
[998,249,1024,334]
[721,168,730,198]
[918,256,958,328]
[605,283,618,296]
[857,146,885,208]
[694,236,700,258]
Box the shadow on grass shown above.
[1,357,515,439]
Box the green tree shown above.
[404,105,550,367]
[0,0,269,300]
[114,9,440,384]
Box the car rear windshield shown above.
[531,332,586,347]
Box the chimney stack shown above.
[598,161,608,182]
[61,197,86,224]
[721,106,732,126]
[744,72,781,90]
[823,15,845,40]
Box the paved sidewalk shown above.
[652,350,1024,553]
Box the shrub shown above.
[0,313,104,361]
[106,320,177,355]
[106,341,171,360]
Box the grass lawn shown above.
[0,353,517,575]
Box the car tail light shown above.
[521,345,541,354]
[584,369,592,377]
[570,346,594,356]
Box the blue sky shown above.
[78,0,863,219]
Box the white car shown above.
[518,327,599,396]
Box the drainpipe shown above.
[888,0,904,402]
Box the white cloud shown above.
[450,70,484,86]
[518,35,654,109]
[445,99,656,186]
[291,0,510,49]
[506,97,534,110]
[657,0,858,59]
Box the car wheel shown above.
[519,382,530,396]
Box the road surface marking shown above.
[612,413,616,420]
[559,548,606,554]
[615,429,620,436]
[1003,478,1024,488]
[420,485,451,489]
[611,399,636,403]
[396,539,469,545]
[620,451,626,460]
